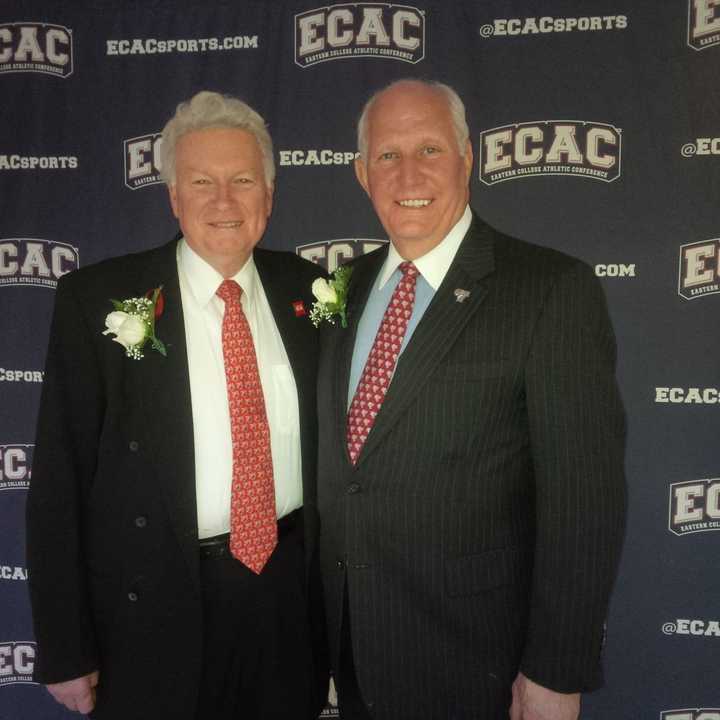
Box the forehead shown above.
[366,85,454,146]
[175,127,262,165]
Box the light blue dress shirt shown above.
[347,206,472,406]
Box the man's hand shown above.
[46,671,99,714]
[509,672,580,720]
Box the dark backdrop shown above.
[1,2,719,718]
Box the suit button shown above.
[336,559,345,570]
[347,482,361,494]
[134,516,147,528]
[127,592,138,602]
[129,440,139,452]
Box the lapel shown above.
[129,238,199,589]
[353,214,496,467]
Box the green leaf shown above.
[151,336,167,357]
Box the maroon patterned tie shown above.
[346,261,419,465]
[216,279,277,574]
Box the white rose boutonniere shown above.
[309,266,352,328]
[102,286,166,360]
[312,278,338,305]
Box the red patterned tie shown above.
[346,261,419,465]
[216,279,277,574]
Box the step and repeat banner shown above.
[1,1,718,718]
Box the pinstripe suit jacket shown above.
[316,213,626,720]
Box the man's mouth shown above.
[397,199,432,208]
[209,221,243,228]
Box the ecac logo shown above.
[0,444,32,491]
[669,478,720,535]
[124,133,163,190]
[0,22,73,77]
[661,711,720,720]
[295,4,425,67]
[688,0,720,50]
[0,642,36,685]
[678,238,720,300]
[297,239,386,273]
[479,121,621,185]
[0,239,78,289]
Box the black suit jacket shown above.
[27,238,326,720]
[317,213,626,720]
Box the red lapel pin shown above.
[292,300,306,317]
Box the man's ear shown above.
[355,156,370,197]
[463,139,473,180]
[264,182,274,217]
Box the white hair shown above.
[160,90,274,185]
[357,79,469,158]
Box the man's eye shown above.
[422,146,440,155]
[379,151,398,161]
[234,177,252,184]
[192,178,210,185]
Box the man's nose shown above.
[213,182,232,206]
[398,157,422,187]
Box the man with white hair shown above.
[316,79,626,719]
[27,91,326,719]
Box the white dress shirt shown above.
[376,205,472,293]
[177,240,302,539]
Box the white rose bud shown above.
[103,311,130,335]
[312,277,338,304]
[112,315,147,349]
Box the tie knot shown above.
[217,279,242,305]
[399,261,418,278]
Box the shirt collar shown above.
[178,238,257,307]
[377,205,472,290]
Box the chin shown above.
[391,224,434,241]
